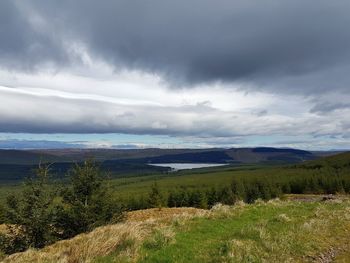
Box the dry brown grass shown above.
[0,225,8,234]
[2,222,149,263]
[126,207,207,222]
[1,207,205,263]
[284,193,349,202]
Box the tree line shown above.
[126,166,350,210]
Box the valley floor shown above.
[2,196,350,263]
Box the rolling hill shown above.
[0,147,339,165]
[0,147,342,182]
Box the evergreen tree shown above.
[167,191,177,207]
[245,181,261,203]
[148,182,163,209]
[218,187,235,205]
[177,189,190,207]
[0,164,57,253]
[206,187,218,207]
[53,160,123,238]
[231,179,246,201]
[189,190,207,209]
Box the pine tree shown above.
[53,160,123,238]
[148,182,163,209]
[167,191,178,207]
[189,190,207,209]
[218,187,235,205]
[231,179,246,202]
[206,187,218,207]
[1,164,57,253]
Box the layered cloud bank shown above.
[0,0,350,149]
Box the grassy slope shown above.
[4,198,349,263]
[139,199,350,263]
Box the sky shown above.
[0,0,350,150]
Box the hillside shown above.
[226,147,315,163]
[0,160,169,182]
[50,147,320,164]
[0,147,339,182]
[97,151,350,205]
[2,147,336,165]
[0,151,348,202]
[300,151,350,169]
[2,197,350,262]
[0,150,60,165]
[135,147,316,164]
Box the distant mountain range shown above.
[0,147,342,165]
[0,147,344,182]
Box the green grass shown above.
[86,198,350,263]
[138,200,350,262]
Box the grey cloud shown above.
[1,0,350,94]
[0,139,84,149]
[0,87,346,138]
[110,144,142,149]
[0,1,70,71]
[255,110,268,117]
[0,140,144,149]
[182,136,245,147]
[310,102,350,113]
[309,92,350,113]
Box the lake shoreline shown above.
[148,163,228,171]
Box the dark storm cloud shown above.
[0,1,69,70]
[2,0,350,93]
